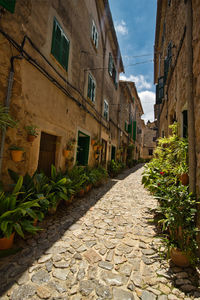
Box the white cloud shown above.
[115,20,128,35]
[120,74,152,91]
[139,91,155,123]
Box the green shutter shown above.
[87,75,92,99]
[133,121,136,141]
[0,0,16,13]
[61,35,70,70]
[128,123,132,134]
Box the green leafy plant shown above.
[9,145,24,151]
[0,176,41,238]
[25,125,39,137]
[0,104,16,130]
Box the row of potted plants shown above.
[142,123,198,266]
[0,164,108,250]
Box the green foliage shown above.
[0,104,16,130]
[0,176,41,238]
[107,160,125,177]
[9,145,24,151]
[142,123,198,265]
[25,125,39,137]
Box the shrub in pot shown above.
[25,125,39,142]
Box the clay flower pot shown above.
[170,248,190,267]
[63,150,71,158]
[180,173,189,186]
[91,139,96,146]
[33,219,38,227]
[95,153,99,159]
[27,135,36,142]
[0,233,15,250]
[93,145,98,151]
[11,150,23,162]
[78,189,85,197]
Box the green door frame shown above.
[76,130,90,166]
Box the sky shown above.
[109,0,157,123]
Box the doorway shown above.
[76,130,90,166]
[38,132,57,175]
[111,145,116,161]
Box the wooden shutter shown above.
[51,19,62,61]
[0,0,16,13]
[61,35,70,70]
[158,76,164,101]
[87,74,92,99]
[91,81,96,102]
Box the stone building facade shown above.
[142,121,157,160]
[0,0,146,183]
[154,0,200,194]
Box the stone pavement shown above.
[0,165,200,300]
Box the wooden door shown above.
[76,131,90,166]
[38,132,57,175]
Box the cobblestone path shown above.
[0,165,200,300]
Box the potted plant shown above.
[25,125,39,142]
[91,135,98,146]
[9,145,24,162]
[0,176,41,249]
[64,138,76,158]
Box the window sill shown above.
[50,54,68,75]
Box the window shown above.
[51,18,70,71]
[149,149,153,156]
[182,110,188,138]
[124,121,128,132]
[103,100,109,121]
[164,42,172,83]
[0,0,16,13]
[108,53,118,88]
[91,20,98,48]
[133,121,137,141]
[87,73,96,102]
[156,77,164,104]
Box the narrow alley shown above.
[0,165,199,300]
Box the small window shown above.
[91,20,98,48]
[103,100,109,121]
[182,110,188,138]
[51,18,70,71]
[124,121,128,132]
[149,149,153,156]
[87,74,96,102]
[108,53,118,88]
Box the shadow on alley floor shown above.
[0,164,143,297]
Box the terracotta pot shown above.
[91,139,96,146]
[95,153,99,159]
[0,232,15,250]
[85,185,91,193]
[93,145,98,151]
[78,189,85,197]
[180,173,189,186]
[33,219,38,226]
[170,247,190,267]
[27,135,36,142]
[11,150,23,162]
[63,150,71,158]
[48,207,57,215]
[64,195,74,206]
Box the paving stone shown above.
[142,248,155,255]
[52,269,70,280]
[167,294,179,300]
[113,287,135,300]
[17,270,30,285]
[114,255,127,265]
[11,284,36,300]
[84,249,102,264]
[159,283,171,295]
[38,254,52,264]
[45,261,53,272]
[157,295,168,300]
[53,260,70,268]
[180,284,196,292]
[31,270,50,284]
[99,248,107,255]
[36,286,51,299]
[98,261,113,270]
[175,271,188,279]
[141,290,156,300]
[101,270,128,286]
[79,280,95,296]
[96,284,112,299]
[106,249,114,261]
[127,283,135,291]
[175,278,191,285]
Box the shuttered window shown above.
[0,0,16,13]
[108,53,118,89]
[87,74,96,103]
[124,121,128,132]
[108,53,113,76]
[51,18,70,71]
[103,100,109,121]
[91,20,98,48]
[133,121,137,141]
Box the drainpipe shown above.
[0,55,22,178]
[185,0,196,194]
